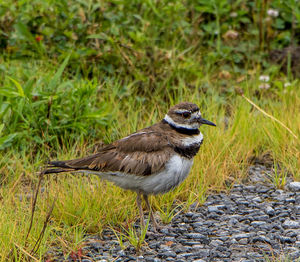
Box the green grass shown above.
[1,0,300,260]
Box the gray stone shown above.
[191,244,204,250]
[244,185,256,192]
[252,215,269,221]
[164,237,175,242]
[210,250,231,258]
[251,221,267,227]
[283,219,299,229]
[290,251,300,259]
[159,244,171,252]
[287,181,300,191]
[210,239,223,247]
[161,251,176,258]
[252,196,262,203]
[256,185,271,193]
[230,238,238,244]
[238,238,248,244]
[177,253,193,258]
[229,218,239,225]
[181,241,200,246]
[265,206,275,216]
[285,230,298,237]
[185,233,209,243]
[233,233,253,240]
[117,250,125,256]
[160,228,169,234]
[277,235,294,243]
[285,197,296,203]
[246,252,263,258]
[252,235,271,244]
[207,205,226,213]
[248,170,269,183]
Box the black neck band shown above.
[162,119,200,135]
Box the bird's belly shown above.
[141,155,194,195]
[97,154,194,195]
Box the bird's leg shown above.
[136,192,145,228]
[143,194,160,231]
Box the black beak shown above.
[198,118,216,126]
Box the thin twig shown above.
[31,194,58,255]
[241,94,298,140]
[25,171,44,244]
[14,243,39,262]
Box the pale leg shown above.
[143,194,160,230]
[136,192,145,227]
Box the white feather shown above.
[182,132,203,146]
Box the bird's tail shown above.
[42,161,76,175]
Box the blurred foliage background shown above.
[0,0,299,151]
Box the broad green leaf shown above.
[0,133,18,150]
[0,124,4,135]
[7,76,25,97]
[48,54,71,90]
[15,22,35,42]
[0,89,21,97]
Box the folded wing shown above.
[45,132,174,176]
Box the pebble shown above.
[287,182,300,191]
[233,233,253,240]
[210,239,223,247]
[283,219,299,229]
[265,206,275,216]
[44,164,299,261]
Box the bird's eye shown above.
[182,112,191,118]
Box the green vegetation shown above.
[0,0,299,260]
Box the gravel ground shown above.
[45,164,300,262]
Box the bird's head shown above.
[164,102,216,130]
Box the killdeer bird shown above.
[44,102,216,229]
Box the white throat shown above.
[182,132,203,146]
[164,114,200,129]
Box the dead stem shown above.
[30,194,57,255]
[14,243,39,262]
[25,172,43,244]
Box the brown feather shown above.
[48,127,174,176]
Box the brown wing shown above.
[47,132,174,176]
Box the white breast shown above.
[81,154,194,195]
[139,154,194,195]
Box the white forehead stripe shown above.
[174,109,191,114]
[191,111,201,119]
[164,114,200,129]
[174,109,201,115]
